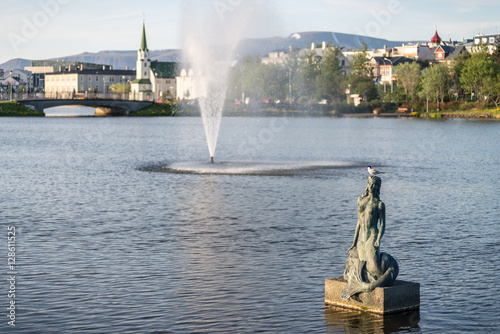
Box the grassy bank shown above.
[129,101,500,119]
[129,103,177,116]
[0,101,44,117]
[423,108,500,119]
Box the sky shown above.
[1,0,500,64]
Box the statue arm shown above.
[375,202,385,248]
[348,221,360,252]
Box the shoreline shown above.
[2,101,500,119]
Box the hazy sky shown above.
[1,0,500,64]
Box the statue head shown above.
[365,176,382,198]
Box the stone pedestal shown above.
[325,277,420,315]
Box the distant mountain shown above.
[46,49,183,70]
[0,31,415,71]
[0,58,32,73]
[236,31,407,57]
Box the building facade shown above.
[472,33,500,53]
[45,69,135,98]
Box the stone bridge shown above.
[18,99,153,116]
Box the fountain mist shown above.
[182,0,272,162]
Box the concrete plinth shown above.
[325,277,420,315]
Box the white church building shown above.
[130,23,178,101]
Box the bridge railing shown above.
[9,92,135,101]
[0,92,45,101]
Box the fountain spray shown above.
[182,0,271,163]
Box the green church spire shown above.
[140,21,148,51]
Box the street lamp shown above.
[9,71,13,101]
[383,58,393,94]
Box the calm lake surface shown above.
[1,115,499,333]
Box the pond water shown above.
[1,116,499,333]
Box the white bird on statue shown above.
[366,166,387,177]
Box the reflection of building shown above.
[44,69,135,99]
[130,22,178,101]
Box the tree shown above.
[393,62,420,101]
[483,74,500,107]
[346,43,378,102]
[460,45,500,99]
[451,51,471,97]
[316,45,344,102]
[491,36,500,66]
[350,43,371,77]
[295,49,321,102]
[420,63,451,110]
[110,82,131,94]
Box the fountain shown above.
[182,0,267,163]
[150,1,362,176]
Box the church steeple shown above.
[140,21,148,51]
[136,21,151,81]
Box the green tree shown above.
[394,62,421,101]
[295,49,321,103]
[350,43,371,77]
[420,63,451,110]
[316,45,344,102]
[452,51,471,97]
[483,74,500,107]
[110,82,131,94]
[491,36,500,66]
[346,43,378,102]
[460,45,500,98]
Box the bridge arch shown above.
[18,99,153,115]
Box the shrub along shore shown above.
[2,100,499,119]
[0,101,44,116]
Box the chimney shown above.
[103,65,106,70]
[311,42,315,50]
[322,41,326,49]
[126,67,129,71]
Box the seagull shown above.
[366,166,387,177]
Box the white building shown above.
[130,22,178,101]
[45,69,135,99]
[176,68,199,100]
[472,33,500,53]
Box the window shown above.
[96,76,99,81]
[80,76,83,82]
[88,76,92,82]
[490,37,495,44]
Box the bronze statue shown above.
[342,176,399,300]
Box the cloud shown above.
[319,0,378,11]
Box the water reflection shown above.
[324,305,420,333]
